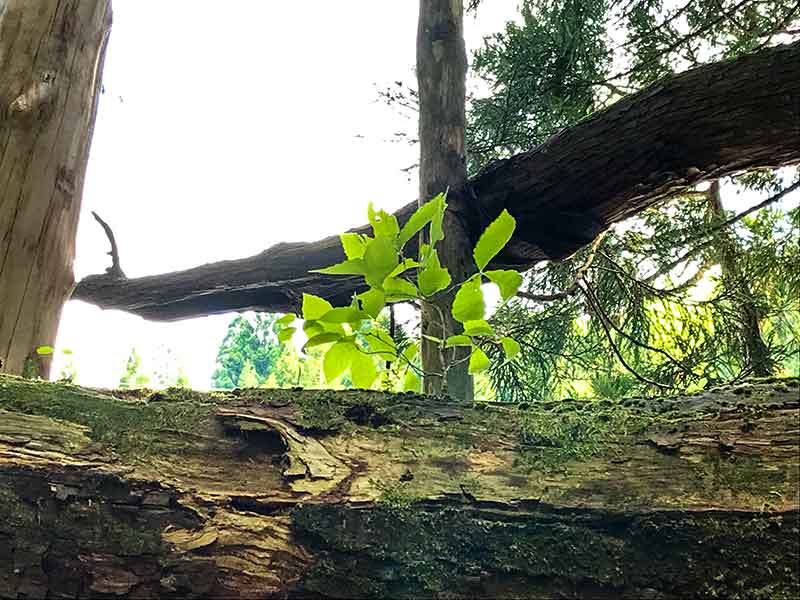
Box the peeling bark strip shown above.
[1,376,798,598]
[72,41,800,321]
[0,0,112,377]
[416,0,472,399]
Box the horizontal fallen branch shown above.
[72,41,800,320]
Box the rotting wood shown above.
[1,376,798,598]
[71,41,800,321]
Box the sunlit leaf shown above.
[485,269,523,301]
[351,351,379,389]
[368,203,400,240]
[323,341,355,382]
[501,336,521,359]
[468,347,490,374]
[445,335,473,347]
[452,276,485,323]
[462,320,494,336]
[367,328,397,362]
[35,345,54,355]
[384,277,418,301]
[303,332,342,351]
[302,294,334,321]
[399,193,447,246]
[319,307,371,324]
[402,369,421,393]
[340,232,369,260]
[277,327,296,343]
[364,236,399,288]
[357,288,385,318]
[311,258,366,276]
[473,209,516,271]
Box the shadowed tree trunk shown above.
[1,375,798,598]
[0,0,112,378]
[707,181,775,377]
[417,0,473,400]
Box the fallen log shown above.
[1,375,798,598]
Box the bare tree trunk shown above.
[707,181,775,377]
[416,0,473,400]
[0,0,111,378]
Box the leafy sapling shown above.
[274,194,523,392]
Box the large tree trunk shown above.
[1,375,798,598]
[0,0,111,378]
[71,41,800,323]
[707,181,775,377]
[417,0,472,400]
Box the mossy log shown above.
[1,375,798,599]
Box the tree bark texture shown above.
[1,375,798,598]
[0,0,111,377]
[417,0,472,400]
[706,181,775,377]
[71,41,800,323]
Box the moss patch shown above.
[0,375,214,460]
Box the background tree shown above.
[212,314,283,389]
[465,0,800,399]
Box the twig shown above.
[91,211,125,279]
[517,231,608,303]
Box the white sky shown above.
[54,1,521,388]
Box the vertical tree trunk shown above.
[0,0,111,377]
[416,0,473,400]
[707,181,775,377]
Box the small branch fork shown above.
[91,211,125,279]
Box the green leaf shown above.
[445,335,472,347]
[401,342,418,362]
[363,236,399,288]
[428,193,448,245]
[384,277,418,301]
[302,294,334,321]
[468,347,490,374]
[451,276,485,323]
[368,203,400,240]
[417,250,451,297]
[402,369,421,393]
[277,327,296,343]
[351,351,379,389]
[462,320,494,336]
[35,345,54,355]
[368,329,397,362]
[303,332,342,351]
[422,334,443,344]
[387,258,420,279]
[357,288,385,318]
[323,341,355,383]
[399,193,446,246]
[275,314,296,327]
[484,269,523,301]
[319,307,371,324]
[473,209,516,271]
[311,258,366,276]
[61,348,73,355]
[303,320,325,338]
[501,337,521,359]
[340,233,368,259]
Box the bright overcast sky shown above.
[54,1,521,388]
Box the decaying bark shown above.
[71,40,800,322]
[416,0,472,400]
[0,1,112,377]
[1,375,798,598]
